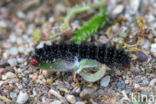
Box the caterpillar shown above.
[30,42,131,67]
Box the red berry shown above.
[30,59,39,66]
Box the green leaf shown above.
[120,33,128,38]
[79,59,101,69]
[72,59,106,82]
[38,59,108,82]
[61,4,91,30]
[72,59,101,72]
[38,60,74,72]
[71,6,109,44]
[79,65,106,82]
[32,29,41,41]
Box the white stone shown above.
[75,101,85,104]
[8,58,17,66]
[10,92,17,99]
[151,43,156,53]
[2,75,7,80]
[99,36,109,44]
[130,0,140,13]
[16,91,29,104]
[150,78,156,86]
[66,95,76,104]
[9,47,18,55]
[18,46,25,53]
[0,21,7,27]
[50,100,62,104]
[17,58,25,63]
[16,11,26,19]
[112,5,124,17]
[16,38,23,45]
[6,72,16,79]
[141,39,150,50]
[154,38,156,43]
[9,34,17,43]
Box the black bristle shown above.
[32,42,131,66]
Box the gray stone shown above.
[117,81,126,90]
[100,76,111,87]
[10,92,17,99]
[80,88,94,98]
[17,58,25,63]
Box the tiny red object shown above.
[0,68,6,75]
[30,59,39,66]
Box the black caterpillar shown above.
[30,42,131,66]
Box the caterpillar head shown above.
[30,58,39,66]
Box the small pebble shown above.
[80,88,94,98]
[129,0,140,14]
[49,89,66,103]
[75,101,85,104]
[16,91,29,104]
[10,92,17,99]
[8,58,17,66]
[18,46,25,53]
[2,74,7,80]
[137,52,148,62]
[0,59,8,67]
[0,68,6,75]
[112,5,124,18]
[36,42,44,49]
[54,3,66,15]
[125,80,129,84]
[142,78,149,85]
[116,81,126,90]
[134,84,141,90]
[66,94,76,104]
[100,76,111,87]
[149,78,156,86]
[50,100,62,104]
[16,68,23,72]
[16,38,23,45]
[9,47,18,55]
[16,11,25,19]
[9,34,17,43]
[141,39,150,50]
[154,38,156,43]
[31,73,38,81]
[98,36,109,44]
[151,43,156,56]
[6,72,16,79]
[17,58,25,63]
[72,86,81,93]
